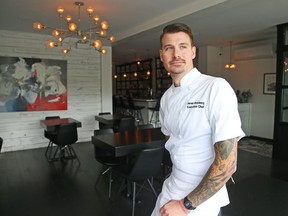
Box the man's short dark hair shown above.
[160,23,194,48]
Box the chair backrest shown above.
[127,96,135,109]
[45,116,60,120]
[93,128,114,159]
[99,112,111,116]
[98,112,112,129]
[44,116,61,138]
[128,147,164,181]
[0,137,3,153]
[113,95,121,107]
[119,96,129,109]
[51,123,78,146]
[117,117,136,132]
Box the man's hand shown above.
[160,200,189,216]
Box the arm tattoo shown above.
[187,137,238,207]
[216,139,234,160]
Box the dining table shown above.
[40,118,82,132]
[91,127,166,157]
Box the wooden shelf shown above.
[115,59,153,98]
[155,57,172,96]
[115,57,172,98]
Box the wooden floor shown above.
[1,140,288,216]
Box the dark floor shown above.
[1,139,288,216]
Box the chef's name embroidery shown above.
[187,101,205,108]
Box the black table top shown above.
[91,127,165,157]
[40,118,82,132]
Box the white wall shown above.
[0,30,112,152]
[198,42,276,139]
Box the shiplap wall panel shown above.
[0,30,112,152]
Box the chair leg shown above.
[138,110,144,125]
[108,170,112,198]
[133,110,143,125]
[132,181,136,216]
[44,141,50,157]
[46,144,80,165]
[45,141,54,160]
[149,110,155,124]
[67,145,81,165]
[66,146,74,158]
[51,145,60,162]
[95,166,113,198]
[147,178,158,198]
[155,111,160,127]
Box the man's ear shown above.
[191,46,196,60]
[159,49,163,62]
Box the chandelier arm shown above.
[81,28,112,40]
[38,25,70,35]
[61,33,81,41]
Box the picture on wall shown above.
[0,56,67,112]
[263,73,276,95]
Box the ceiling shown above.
[0,0,288,65]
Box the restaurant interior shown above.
[1,0,288,215]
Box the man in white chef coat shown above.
[151,23,245,216]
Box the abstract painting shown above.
[0,56,67,112]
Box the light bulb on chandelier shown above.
[33,1,116,55]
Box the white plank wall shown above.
[0,30,112,152]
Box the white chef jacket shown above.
[151,68,245,216]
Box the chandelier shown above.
[33,1,115,55]
[225,41,236,69]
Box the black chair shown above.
[117,117,136,132]
[162,149,172,179]
[148,97,161,126]
[119,96,131,115]
[0,137,3,153]
[127,96,145,125]
[93,128,127,197]
[48,122,80,165]
[44,116,60,160]
[113,95,122,114]
[112,147,164,216]
[98,112,112,129]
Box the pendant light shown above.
[225,41,236,69]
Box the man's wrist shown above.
[179,199,191,214]
[183,196,197,210]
